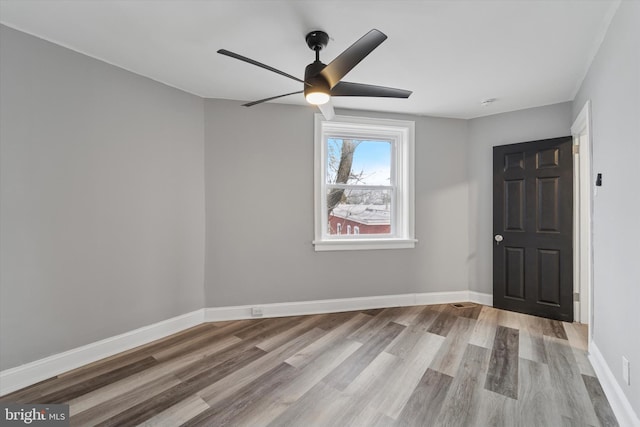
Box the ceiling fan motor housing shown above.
[304,61,330,100]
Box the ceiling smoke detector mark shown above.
[481,98,497,107]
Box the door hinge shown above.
[572,144,580,154]
[573,292,580,302]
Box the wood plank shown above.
[360,308,386,316]
[518,315,548,364]
[37,356,158,404]
[265,381,345,427]
[325,351,400,426]
[472,388,517,427]
[349,307,407,343]
[205,338,362,427]
[172,336,268,381]
[281,339,361,402]
[369,331,444,419]
[563,321,588,351]
[518,357,563,426]
[519,332,548,364]
[435,344,490,426]
[43,323,218,394]
[67,334,241,415]
[395,368,453,426]
[233,315,304,340]
[388,305,424,327]
[58,323,217,383]
[582,374,619,427]
[69,373,181,425]
[544,336,600,426]
[572,347,596,377]
[138,395,210,427]
[542,318,569,340]
[198,327,326,405]
[353,406,396,427]
[429,316,475,377]
[94,346,268,426]
[468,305,499,349]
[247,339,362,427]
[560,415,596,427]
[497,308,521,330]
[406,305,440,333]
[321,321,405,391]
[285,313,370,369]
[182,363,299,426]
[256,314,324,352]
[313,310,360,331]
[386,327,426,358]
[0,377,54,403]
[426,310,458,337]
[151,322,250,361]
[484,325,519,399]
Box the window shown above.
[313,115,416,251]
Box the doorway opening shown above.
[571,100,594,342]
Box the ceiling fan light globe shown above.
[305,91,330,105]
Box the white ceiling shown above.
[0,0,619,119]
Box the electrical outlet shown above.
[251,306,263,317]
[622,356,630,385]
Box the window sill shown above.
[312,238,417,252]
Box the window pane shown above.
[326,139,391,185]
[326,188,392,235]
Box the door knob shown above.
[494,234,503,244]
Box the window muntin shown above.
[314,115,415,251]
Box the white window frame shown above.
[313,114,416,251]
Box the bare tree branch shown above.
[327,139,361,215]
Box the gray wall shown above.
[572,1,640,415]
[204,99,470,306]
[0,26,206,370]
[466,102,573,294]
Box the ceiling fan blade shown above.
[242,90,303,107]
[320,29,387,89]
[330,81,412,98]
[317,100,335,120]
[218,49,307,85]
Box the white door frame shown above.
[571,100,594,341]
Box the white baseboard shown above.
[468,291,493,306]
[204,290,492,321]
[0,309,204,396]
[1,291,492,396]
[588,341,640,427]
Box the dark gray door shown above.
[493,136,573,321]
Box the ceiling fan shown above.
[218,29,412,120]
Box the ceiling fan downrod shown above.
[304,30,331,104]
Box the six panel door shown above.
[493,136,573,321]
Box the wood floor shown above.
[1,303,618,426]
